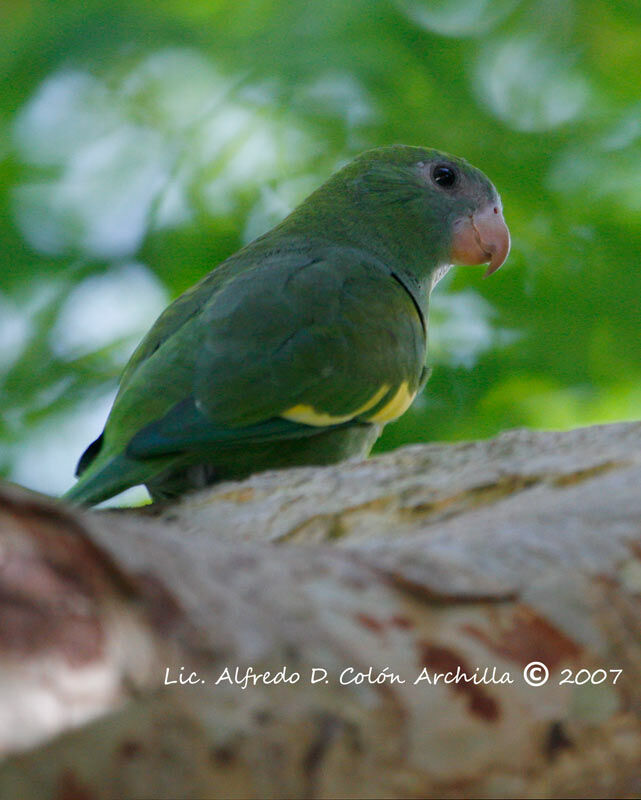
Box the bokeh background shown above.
[2,0,640,503]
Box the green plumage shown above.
[64,145,506,505]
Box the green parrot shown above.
[64,145,510,506]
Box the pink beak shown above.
[450,203,511,276]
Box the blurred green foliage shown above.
[2,0,640,499]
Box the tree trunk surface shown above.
[1,421,640,799]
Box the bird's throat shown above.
[431,262,453,289]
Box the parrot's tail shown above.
[61,454,155,507]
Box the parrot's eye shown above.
[432,164,457,189]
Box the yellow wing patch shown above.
[281,385,389,427]
[367,381,416,423]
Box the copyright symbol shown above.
[523,661,549,686]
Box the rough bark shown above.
[1,421,640,799]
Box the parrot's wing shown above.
[126,397,354,458]
[124,245,426,460]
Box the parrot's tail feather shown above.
[75,432,104,476]
[62,454,156,506]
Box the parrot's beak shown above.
[450,204,510,277]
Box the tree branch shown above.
[1,422,641,798]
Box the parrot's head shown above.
[413,147,510,277]
[333,145,511,280]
